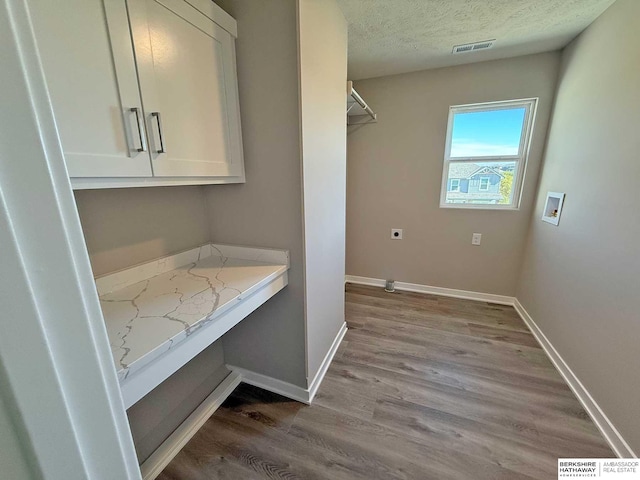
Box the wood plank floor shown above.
[158,284,613,480]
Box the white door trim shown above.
[0,0,140,477]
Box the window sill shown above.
[439,203,521,211]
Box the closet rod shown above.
[347,81,377,120]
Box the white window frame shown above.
[449,178,460,192]
[478,176,490,191]
[440,98,538,210]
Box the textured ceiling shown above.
[336,0,616,80]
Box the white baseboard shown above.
[137,280,634,475]
[140,371,242,480]
[345,275,635,458]
[228,322,348,405]
[345,275,515,305]
[139,321,347,480]
[513,300,636,459]
[307,322,348,402]
[227,364,311,404]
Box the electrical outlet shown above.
[391,229,403,240]
[472,233,482,245]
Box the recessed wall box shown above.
[542,192,565,226]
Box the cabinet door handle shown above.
[129,107,147,153]
[151,112,166,154]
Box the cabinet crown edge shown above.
[184,0,238,37]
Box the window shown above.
[440,98,537,209]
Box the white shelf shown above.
[347,80,377,125]
[96,243,289,408]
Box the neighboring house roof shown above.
[447,192,503,200]
[449,163,504,179]
[449,163,481,179]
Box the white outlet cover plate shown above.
[391,229,403,240]
[472,233,482,245]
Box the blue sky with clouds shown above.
[450,107,526,157]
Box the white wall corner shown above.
[307,322,348,402]
[228,321,347,405]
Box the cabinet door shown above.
[28,0,153,178]
[128,0,244,178]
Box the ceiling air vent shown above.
[452,39,495,54]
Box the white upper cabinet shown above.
[130,0,244,177]
[29,0,152,178]
[29,0,245,188]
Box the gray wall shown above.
[75,186,209,276]
[207,0,307,387]
[73,186,228,463]
[127,346,229,463]
[346,52,561,296]
[298,0,348,383]
[517,0,640,454]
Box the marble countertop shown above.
[96,244,289,382]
